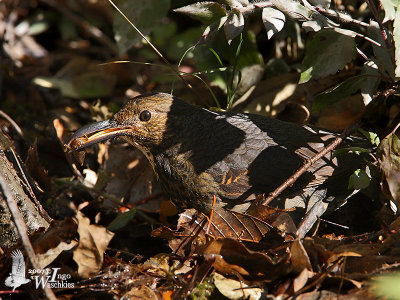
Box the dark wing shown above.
[206,114,347,203]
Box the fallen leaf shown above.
[33,218,78,268]
[203,238,290,280]
[291,240,312,273]
[213,272,262,300]
[72,209,114,278]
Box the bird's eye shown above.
[139,110,151,122]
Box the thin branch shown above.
[0,152,57,300]
[0,110,24,137]
[366,0,392,50]
[261,85,397,207]
[9,147,52,223]
[313,6,369,28]
[261,124,356,206]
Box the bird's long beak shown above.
[66,119,133,151]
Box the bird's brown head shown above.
[66,93,188,153]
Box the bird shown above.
[67,92,366,237]
[5,250,31,291]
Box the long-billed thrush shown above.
[67,93,367,237]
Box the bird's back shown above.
[152,104,366,215]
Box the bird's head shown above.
[66,93,190,153]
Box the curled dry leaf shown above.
[213,272,262,300]
[204,238,291,280]
[293,268,315,293]
[122,285,160,300]
[152,204,294,256]
[291,240,312,274]
[377,130,400,205]
[33,218,78,269]
[26,139,51,191]
[72,209,114,278]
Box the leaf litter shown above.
[1,0,400,299]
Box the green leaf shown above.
[113,0,170,56]
[152,22,177,47]
[173,2,226,24]
[380,0,400,22]
[309,0,331,9]
[359,128,380,146]
[193,29,262,93]
[73,72,116,98]
[33,73,116,99]
[166,27,204,61]
[222,0,249,7]
[377,132,400,203]
[270,0,312,21]
[361,60,380,105]
[28,21,50,36]
[262,7,285,39]
[197,16,228,45]
[333,147,370,158]
[348,169,371,190]
[313,75,365,112]
[300,29,356,83]
[368,20,395,80]
[372,273,400,300]
[224,9,244,44]
[107,207,136,231]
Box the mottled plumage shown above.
[68,93,366,235]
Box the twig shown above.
[0,153,57,300]
[9,147,52,223]
[261,85,397,207]
[290,257,345,298]
[262,123,358,206]
[313,6,369,28]
[205,195,217,235]
[356,47,369,61]
[0,112,51,222]
[366,0,392,50]
[0,110,24,137]
[237,2,273,15]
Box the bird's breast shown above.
[152,150,220,213]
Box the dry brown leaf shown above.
[390,215,400,231]
[153,205,293,257]
[291,240,312,273]
[213,272,262,300]
[343,255,400,274]
[26,139,51,191]
[247,199,297,235]
[316,94,365,130]
[33,218,78,269]
[142,253,191,277]
[295,289,373,300]
[293,269,315,293]
[329,246,370,261]
[97,144,161,207]
[204,238,289,280]
[55,118,86,165]
[122,285,160,299]
[377,130,400,205]
[72,209,114,278]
